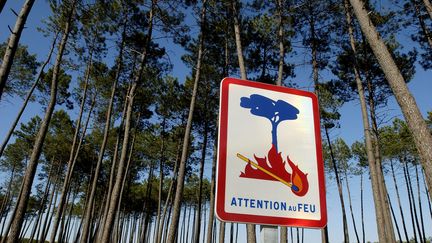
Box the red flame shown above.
[240,145,309,196]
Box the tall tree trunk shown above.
[276,1,289,241]
[219,222,225,243]
[412,0,432,48]
[155,118,167,243]
[421,0,432,21]
[343,1,390,241]
[50,68,95,243]
[276,0,285,86]
[29,172,52,243]
[403,161,418,243]
[231,0,247,80]
[231,1,255,241]
[166,1,207,242]
[5,3,75,241]
[0,32,58,158]
[100,85,130,235]
[206,137,217,243]
[344,170,360,242]
[349,0,432,208]
[360,169,365,243]
[366,76,396,243]
[80,21,126,243]
[387,192,403,243]
[415,165,426,243]
[0,0,35,100]
[324,128,349,243]
[156,141,181,243]
[100,1,155,241]
[193,120,209,243]
[390,159,410,243]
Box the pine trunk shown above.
[80,22,126,243]
[324,128,349,243]
[0,32,58,158]
[5,3,75,241]
[422,0,432,21]
[219,222,225,243]
[193,120,209,243]
[349,0,432,210]
[0,0,35,100]
[50,84,95,243]
[206,138,217,243]
[100,1,155,241]
[390,159,410,243]
[166,1,207,242]
[343,1,390,241]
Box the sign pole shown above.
[260,225,278,243]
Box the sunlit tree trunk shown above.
[206,139,217,243]
[349,0,432,211]
[80,21,126,243]
[412,0,432,48]
[5,3,75,241]
[390,159,410,243]
[219,222,225,243]
[166,1,207,242]
[0,0,35,100]
[343,1,391,241]
[0,32,58,158]
[50,58,95,243]
[100,1,155,241]
[421,0,432,21]
[402,160,418,242]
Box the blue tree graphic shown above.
[240,94,299,152]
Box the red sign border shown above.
[215,77,327,228]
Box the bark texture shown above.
[350,0,432,213]
[5,3,75,241]
[0,0,35,100]
[166,1,207,242]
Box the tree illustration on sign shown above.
[237,94,309,196]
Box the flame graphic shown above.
[240,145,309,196]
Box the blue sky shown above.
[1,1,432,242]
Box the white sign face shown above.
[215,78,327,228]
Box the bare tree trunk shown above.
[343,1,390,241]
[416,165,427,243]
[0,32,58,158]
[206,140,217,243]
[166,1,207,242]
[390,159,410,243]
[155,118,167,243]
[387,192,402,243]
[412,0,432,48]
[231,0,247,80]
[324,128,349,243]
[193,120,209,243]
[231,1,255,241]
[80,21,126,243]
[344,170,360,242]
[50,75,95,243]
[421,0,432,21]
[0,0,35,100]
[276,0,285,86]
[219,222,225,243]
[5,3,75,241]
[349,0,432,209]
[29,173,52,242]
[100,85,130,236]
[100,1,155,241]
[360,169,365,243]
[403,161,418,243]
